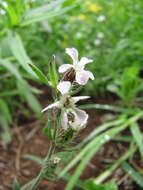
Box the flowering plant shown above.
[21,48,94,190]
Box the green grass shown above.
[1,0,143,189]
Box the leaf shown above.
[13,178,21,190]
[49,55,58,90]
[8,31,36,78]
[7,2,19,26]
[17,81,41,115]
[29,63,50,86]
[94,141,136,184]
[122,162,143,188]
[43,111,53,140]
[0,114,11,144]
[16,0,22,18]
[130,122,143,158]
[0,98,12,124]
[0,59,23,81]
[60,112,143,190]
[22,154,43,165]
[21,0,74,26]
[84,179,118,190]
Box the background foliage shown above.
[1,0,143,189]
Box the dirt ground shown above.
[0,96,143,190]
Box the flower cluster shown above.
[42,48,94,131]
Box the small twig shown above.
[117,173,130,186]
[25,125,41,142]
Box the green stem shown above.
[22,114,58,190]
[30,143,55,190]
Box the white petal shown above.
[41,101,60,112]
[97,15,105,22]
[2,1,7,8]
[61,111,68,130]
[71,108,88,130]
[79,57,93,67]
[97,32,104,39]
[66,48,78,64]
[76,70,94,85]
[57,81,71,94]
[72,96,90,103]
[58,64,73,73]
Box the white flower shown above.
[58,48,94,85]
[94,39,101,46]
[97,15,105,22]
[97,32,104,39]
[53,157,61,164]
[0,9,6,15]
[57,81,71,95]
[2,1,7,8]
[76,32,82,39]
[42,81,89,130]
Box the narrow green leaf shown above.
[16,0,22,18]
[95,142,136,184]
[7,2,19,26]
[122,162,143,188]
[49,55,58,90]
[0,98,12,124]
[17,81,41,115]
[43,111,53,140]
[8,31,36,78]
[21,0,74,26]
[0,59,23,81]
[84,179,118,190]
[29,63,50,86]
[61,112,143,190]
[130,122,143,158]
[22,154,43,165]
[0,114,11,144]
[13,178,21,190]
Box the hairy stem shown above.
[22,114,58,190]
[30,142,55,190]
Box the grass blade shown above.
[130,122,143,158]
[59,112,143,190]
[95,142,136,184]
[122,162,143,188]
[29,63,50,86]
[0,98,12,124]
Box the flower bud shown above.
[62,68,75,83]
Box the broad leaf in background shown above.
[21,0,75,26]
[84,179,118,190]
[7,2,19,26]
[8,31,36,78]
[0,58,41,117]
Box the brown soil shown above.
[0,100,142,190]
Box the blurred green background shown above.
[0,0,143,143]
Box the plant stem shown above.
[22,114,58,190]
[30,142,55,190]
